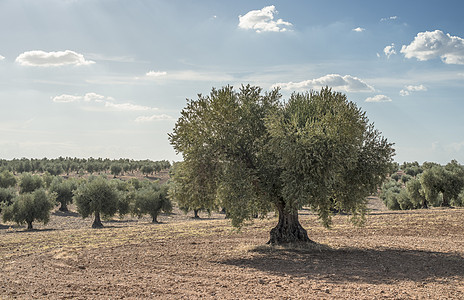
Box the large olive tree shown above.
[169,85,394,244]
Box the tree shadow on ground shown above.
[52,210,80,217]
[4,228,57,234]
[219,244,464,284]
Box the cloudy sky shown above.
[1,0,464,164]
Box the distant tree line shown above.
[380,160,464,210]
[0,157,171,177]
[0,159,172,230]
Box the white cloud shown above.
[134,114,174,122]
[401,30,464,64]
[238,5,292,33]
[146,70,167,77]
[384,43,396,58]
[104,102,157,112]
[399,84,427,96]
[52,94,82,103]
[381,16,398,21]
[352,27,365,32]
[273,74,374,92]
[16,50,95,67]
[84,92,108,102]
[0,55,4,60]
[365,95,392,103]
[52,92,157,112]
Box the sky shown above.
[1,0,464,164]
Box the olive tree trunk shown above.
[59,201,69,212]
[26,220,33,230]
[151,214,159,223]
[92,211,104,228]
[268,200,311,245]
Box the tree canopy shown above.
[169,85,394,244]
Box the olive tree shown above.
[133,182,172,223]
[2,189,55,230]
[74,176,119,228]
[19,173,43,194]
[420,161,464,207]
[169,85,394,244]
[0,170,17,188]
[49,177,77,212]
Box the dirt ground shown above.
[1,197,464,299]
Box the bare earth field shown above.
[1,197,464,299]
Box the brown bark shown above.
[268,200,311,245]
[26,220,33,230]
[92,211,104,228]
[59,202,69,212]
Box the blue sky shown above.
[1,0,464,164]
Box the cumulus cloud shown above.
[146,70,167,77]
[365,95,392,103]
[16,50,95,67]
[104,102,157,112]
[401,30,464,64]
[52,92,157,111]
[134,114,174,122]
[381,16,398,21]
[352,27,365,32]
[238,5,292,33]
[52,94,82,103]
[384,43,396,58]
[273,74,374,92]
[399,84,427,96]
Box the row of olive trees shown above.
[381,160,464,210]
[0,157,171,177]
[0,171,171,230]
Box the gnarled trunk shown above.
[92,211,104,228]
[441,194,450,207]
[26,220,33,231]
[152,214,159,223]
[268,200,311,245]
[193,209,200,219]
[59,201,69,212]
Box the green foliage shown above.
[133,182,172,223]
[112,179,134,218]
[2,189,55,230]
[110,164,123,177]
[401,174,413,184]
[406,177,427,208]
[42,172,54,188]
[420,161,464,207]
[73,176,119,228]
[49,177,77,212]
[0,187,16,213]
[19,173,44,194]
[380,179,402,210]
[0,170,17,188]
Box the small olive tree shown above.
[49,177,77,212]
[0,170,17,188]
[74,176,119,228]
[133,182,172,223]
[19,173,43,194]
[2,189,55,230]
